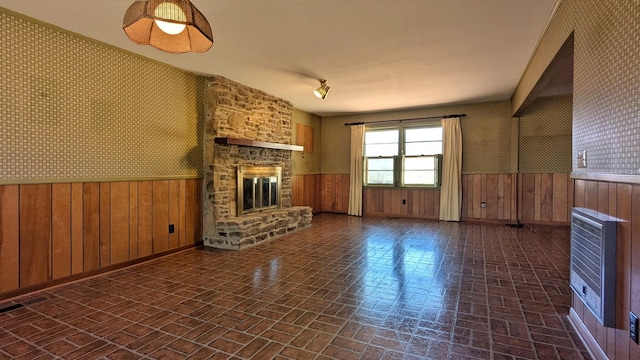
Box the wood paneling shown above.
[462,174,516,222]
[320,174,350,213]
[52,184,72,280]
[0,179,202,299]
[99,182,111,267]
[152,181,169,253]
[184,180,197,247]
[540,173,554,222]
[110,182,130,265]
[614,183,631,359]
[328,173,573,224]
[552,173,569,222]
[0,185,19,292]
[169,180,181,249]
[363,187,440,219]
[83,183,100,272]
[521,174,536,221]
[485,174,498,219]
[630,186,640,359]
[19,184,52,287]
[129,182,139,259]
[444,173,573,224]
[138,181,153,257]
[71,183,84,274]
[292,174,323,213]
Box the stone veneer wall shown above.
[203,75,311,249]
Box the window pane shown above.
[404,156,435,170]
[367,158,394,170]
[405,127,442,142]
[367,158,394,184]
[365,129,399,156]
[405,142,442,156]
[368,171,394,184]
[404,171,435,185]
[365,130,399,144]
[366,143,399,156]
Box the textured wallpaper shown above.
[515,0,640,175]
[519,95,573,173]
[0,10,205,184]
[321,100,520,175]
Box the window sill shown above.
[363,185,440,190]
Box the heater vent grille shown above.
[570,207,617,327]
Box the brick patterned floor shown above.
[0,214,589,359]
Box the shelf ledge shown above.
[214,137,303,152]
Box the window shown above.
[364,125,442,187]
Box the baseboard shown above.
[0,243,201,302]
[568,307,606,360]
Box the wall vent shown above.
[570,207,617,327]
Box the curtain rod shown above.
[343,113,466,126]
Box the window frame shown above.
[363,123,443,188]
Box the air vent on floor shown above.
[570,207,618,327]
[0,303,23,314]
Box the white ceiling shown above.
[0,0,560,116]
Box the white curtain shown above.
[439,117,463,221]
[348,124,365,216]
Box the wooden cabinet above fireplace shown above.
[214,137,303,152]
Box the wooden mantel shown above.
[214,137,303,152]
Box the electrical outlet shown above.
[630,312,639,344]
[169,224,175,234]
[402,199,406,205]
[480,202,486,208]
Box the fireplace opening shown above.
[237,166,282,215]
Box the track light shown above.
[313,79,330,99]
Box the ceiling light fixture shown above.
[313,79,330,99]
[123,0,213,54]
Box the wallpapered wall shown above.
[514,0,639,176]
[519,95,573,173]
[321,97,573,175]
[0,9,205,184]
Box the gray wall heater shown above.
[570,207,617,327]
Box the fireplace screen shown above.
[237,166,282,215]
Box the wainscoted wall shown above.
[292,174,350,214]
[462,174,516,222]
[293,173,573,225]
[0,179,202,299]
[291,174,323,213]
[570,179,640,359]
[364,188,440,219]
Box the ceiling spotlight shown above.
[123,0,213,54]
[313,79,330,99]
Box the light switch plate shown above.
[630,311,639,344]
[577,150,587,168]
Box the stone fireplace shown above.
[203,76,312,250]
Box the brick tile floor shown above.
[0,214,589,359]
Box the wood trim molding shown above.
[0,243,202,302]
[0,175,203,186]
[568,307,607,360]
[214,137,303,152]
[571,172,640,185]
